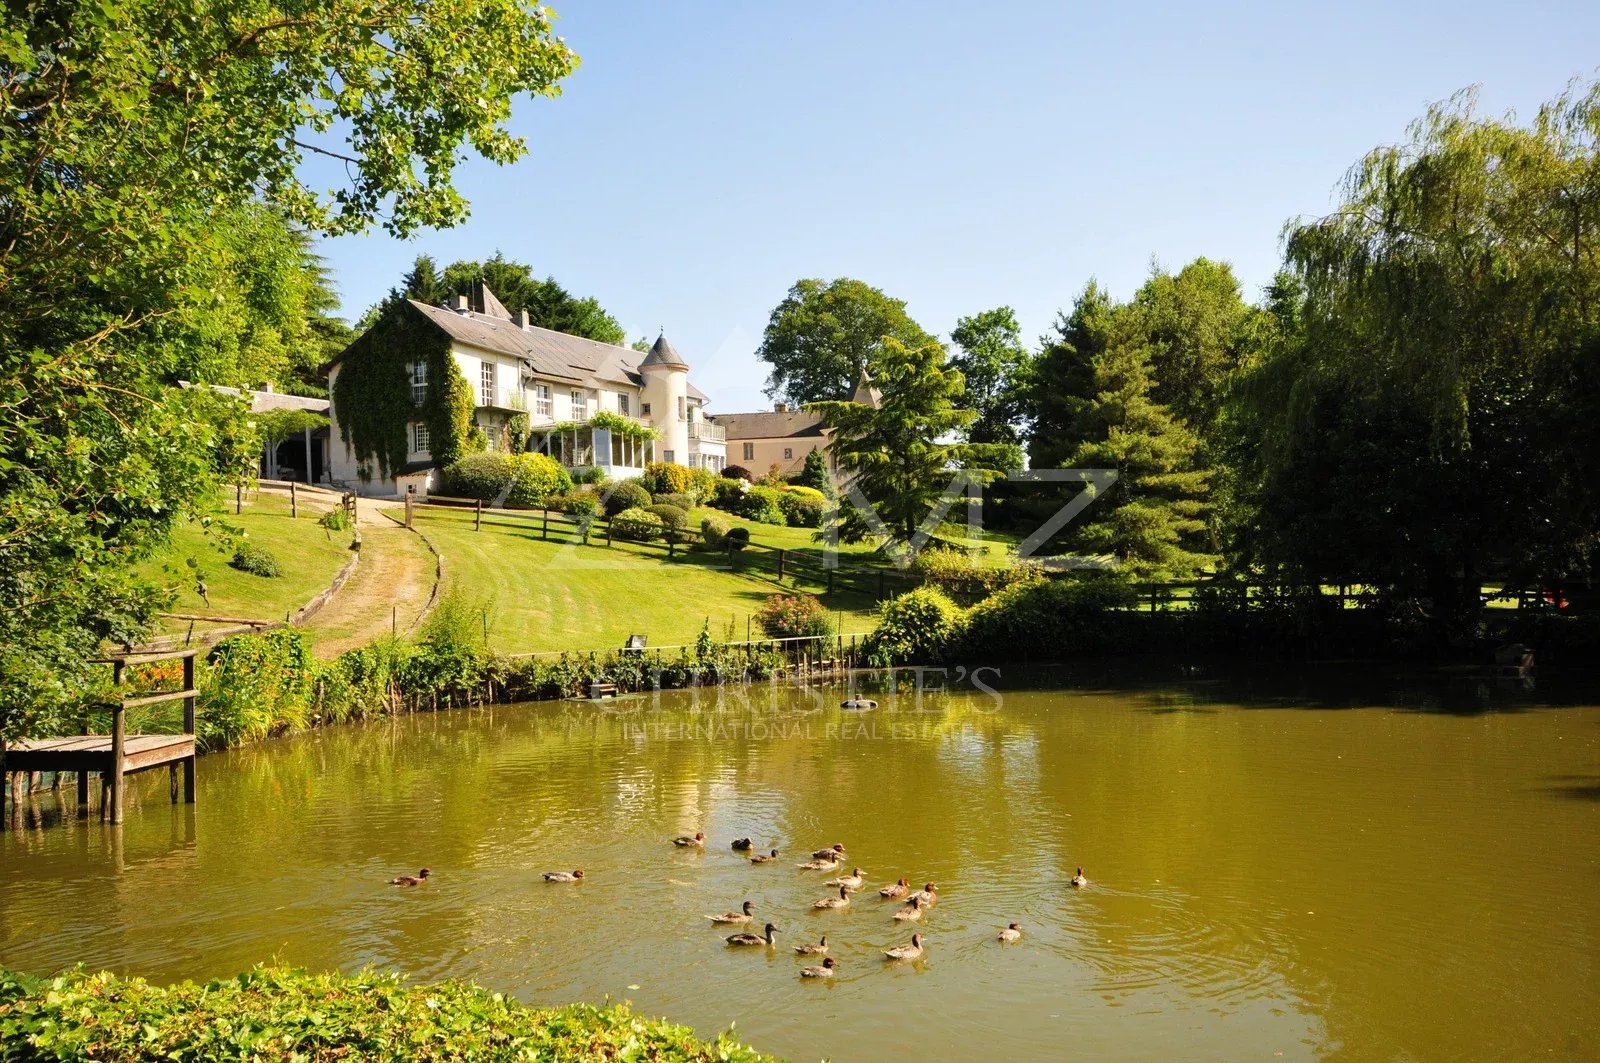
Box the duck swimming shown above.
[813,885,851,910]
[800,957,837,978]
[731,838,753,851]
[750,849,781,864]
[909,882,938,906]
[707,901,757,925]
[542,869,583,882]
[825,867,866,890]
[879,877,910,899]
[811,844,846,860]
[389,868,430,886]
[674,832,706,848]
[797,856,841,871]
[726,923,779,947]
[793,935,829,955]
[893,895,924,922]
[883,933,925,961]
[998,922,1022,942]
[1070,866,1088,888]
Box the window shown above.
[618,394,630,416]
[677,396,687,421]
[533,384,551,417]
[571,389,588,419]
[663,450,675,464]
[742,442,754,462]
[642,402,652,416]
[410,359,428,406]
[412,422,430,453]
[480,362,495,406]
[783,447,793,460]
[485,424,501,449]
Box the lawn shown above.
[134,494,357,631]
[404,506,884,654]
[686,506,1021,569]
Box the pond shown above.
[2,666,1597,1061]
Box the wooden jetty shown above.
[1,647,199,828]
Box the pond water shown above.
[2,667,1598,1061]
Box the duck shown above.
[726,922,779,947]
[542,869,584,882]
[998,922,1022,943]
[707,901,757,925]
[793,935,829,955]
[813,885,852,910]
[893,895,924,922]
[750,849,781,864]
[800,957,837,979]
[883,933,924,961]
[674,831,706,848]
[879,877,910,899]
[797,856,841,871]
[731,838,754,851]
[825,867,866,890]
[909,882,938,906]
[388,868,430,886]
[811,844,846,860]
[1070,866,1088,888]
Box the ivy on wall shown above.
[331,304,481,479]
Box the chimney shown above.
[260,382,275,394]
[516,307,533,330]
[774,402,788,413]
[455,294,470,313]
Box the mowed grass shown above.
[135,494,357,630]
[685,506,1021,569]
[404,506,883,654]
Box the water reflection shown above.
[2,669,1596,1062]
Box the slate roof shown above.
[711,408,826,440]
[640,333,688,369]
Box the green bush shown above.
[912,547,1044,605]
[571,465,609,486]
[707,477,746,510]
[652,491,697,511]
[700,514,731,549]
[228,541,281,578]
[603,479,651,516]
[794,447,834,496]
[686,466,721,502]
[199,629,315,748]
[640,461,694,498]
[317,506,353,532]
[867,587,965,663]
[504,452,573,507]
[776,489,826,528]
[726,526,750,551]
[610,506,664,542]
[0,965,776,1062]
[645,503,689,537]
[756,592,834,641]
[722,464,754,481]
[439,451,517,500]
[960,577,1139,660]
[734,484,787,525]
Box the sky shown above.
[315,0,1600,415]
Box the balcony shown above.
[476,386,527,413]
[688,420,725,443]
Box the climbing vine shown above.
[546,410,660,442]
[331,304,481,479]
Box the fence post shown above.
[236,481,243,515]
[827,569,835,595]
[290,480,297,518]
[877,570,885,601]
[606,521,613,547]
[475,499,483,531]
[404,491,414,529]
[542,511,549,540]
[777,549,785,582]
[109,701,125,825]
[182,652,196,804]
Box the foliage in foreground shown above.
[0,965,775,1063]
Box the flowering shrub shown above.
[912,547,1044,605]
[756,592,834,641]
[866,587,964,663]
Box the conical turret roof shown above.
[851,366,882,407]
[640,333,688,369]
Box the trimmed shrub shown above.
[912,547,1045,606]
[722,464,753,481]
[504,453,573,508]
[795,447,834,496]
[734,484,787,525]
[700,514,731,549]
[776,489,826,528]
[783,484,828,503]
[756,592,835,641]
[708,477,746,510]
[610,506,664,542]
[439,452,517,500]
[641,461,694,498]
[571,465,609,486]
[229,542,281,578]
[726,526,750,552]
[652,491,697,511]
[603,479,651,516]
[960,577,1139,660]
[645,503,689,539]
[866,587,964,663]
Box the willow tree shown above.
[0,1,578,739]
[1235,83,1600,632]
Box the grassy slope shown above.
[134,495,356,631]
[407,507,882,654]
[687,506,1020,568]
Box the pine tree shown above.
[1060,330,1214,580]
[1028,282,1113,469]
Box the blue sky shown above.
[315,1,1600,415]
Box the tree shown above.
[1132,257,1256,439]
[757,278,939,405]
[0,1,577,740]
[795,446,835,498]
[949,306,1034,446]
[442,254,626,345]
[811,339,1011,548]
[1027,283,1115,469]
